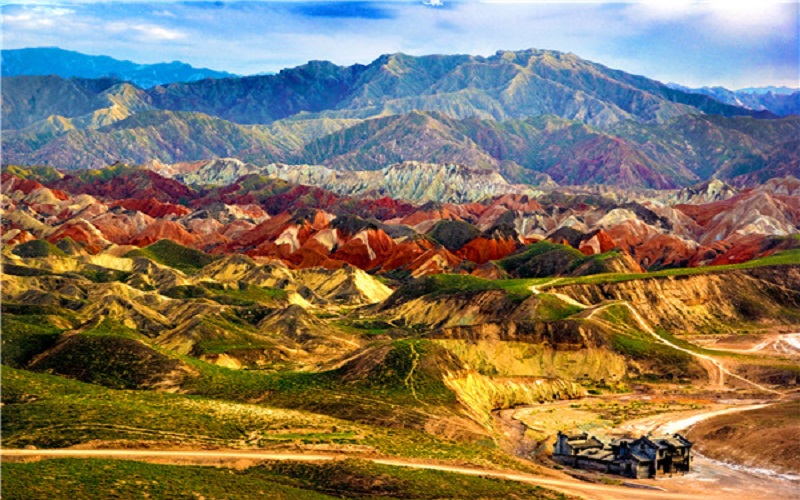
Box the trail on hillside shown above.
[529,280,590,309]
[404,342,420,401]
[537,280,782,395]
[620,302,780,394]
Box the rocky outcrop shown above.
[383,290,517,329]
[295,265,393,305]
[443,370,586,427]
[435,339,627,383]
[174,159,531,204]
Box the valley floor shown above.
[0,446,756,500]
[4,409,798,500]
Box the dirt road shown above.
[647,404,769,436]
[0,447,721,500]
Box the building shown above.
[553,431,692,479]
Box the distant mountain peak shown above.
[666,82,799,116]
[1,47,236,88]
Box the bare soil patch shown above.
[685,400,800,475]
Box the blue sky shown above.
[2,1,798,89]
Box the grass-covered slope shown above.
[3,458,573,500]
[428,219,481,252]
[1,363,515,467]
[125,239,215,274]
[497,241,642,279]
[497,241,586,278]
[11,239,67,258]
[1,314,65,369]
[27,319,195,390]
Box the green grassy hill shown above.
[125,239,216,274]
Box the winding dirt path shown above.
[529,280,590,309]
[620,302,780,394]
[574,296,780,394]
[707,333,800,356]
[0,448,724,500]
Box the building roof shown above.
[672,434,693,446]
[628,450,653,462]
[658,437,691,449]
[570,439,604,450]
[640,436,668,450]
[569,440,603,450]
[577,448,615,461]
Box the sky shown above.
[2,0,798,89]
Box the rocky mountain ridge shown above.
[162,158,537,204]
[4,49,797,188]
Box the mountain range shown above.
[668,83,800,117]
[1,47,235,88]
[3,48,798,189]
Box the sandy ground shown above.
[688,333,800,356]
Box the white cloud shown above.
[105,21,186,41]
[704,2,795,34]
[625,1,796,36]
[3,6,76,29]
[131,23,186,40]
[153,9,177,18]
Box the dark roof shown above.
[570,439,604,450]
[629,450,653,462]
[640,436,668,450]
[672,434,693,446]
[658,437,691,449]
[578,449,615,461]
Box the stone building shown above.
[553,431,692,479]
